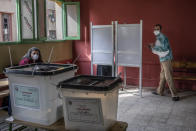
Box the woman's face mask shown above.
[32,54,39,60]
[31,50,39,60]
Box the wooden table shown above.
[6,118,66,131]
[0,78,9,98]
[6,118,128,131]
[0,78,8,89]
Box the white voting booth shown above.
[90,22,115,76]
[90,20,143,97]
[115,21,143,97]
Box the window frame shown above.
[1,13,13,42]
[45,0,64,41]
[19,0,37,41]
[0,0,20,44]
[63,2,80,40]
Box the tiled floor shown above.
[118,88,196,131]
[1,88,196,131]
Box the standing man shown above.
[149,24,180,101]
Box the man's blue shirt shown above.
[152,33,173,62]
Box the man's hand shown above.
[148,43,154,50]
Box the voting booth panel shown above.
[115,21,143,97]
[116,24,141,67]
[90,23,115,76]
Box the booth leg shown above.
[123,67,126,90]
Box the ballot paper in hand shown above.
[152,50,169,58]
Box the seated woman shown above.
[19,47,43,65]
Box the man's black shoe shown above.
[152,91,159,95]
[172,96,180,101]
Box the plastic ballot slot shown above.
[58,75,122,131]
[4,63,77,125]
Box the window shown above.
[2,14,12,41]
[0,0,18,42]
[20,0,37,40]
[46,0,63,40]
[49,30,56,40]
[64,2,80,40]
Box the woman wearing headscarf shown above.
[19,47,43,65]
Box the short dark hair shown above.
[154,24,162,30]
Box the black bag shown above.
[97,65,112,76]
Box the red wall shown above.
[73,0,196,89]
